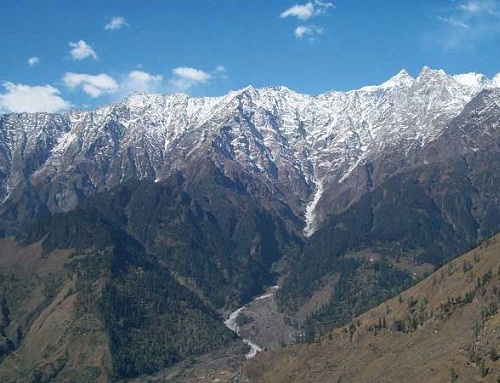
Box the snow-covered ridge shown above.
[1,67,499,235]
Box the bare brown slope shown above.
[0,238,112,383]
[242,233,500,383]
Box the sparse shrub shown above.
[490,347,499,362]
[480,358,488,377]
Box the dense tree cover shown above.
[100,260,234,378]
[123,180,282,307]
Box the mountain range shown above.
[0,67,500,381]
[2,67,499,235]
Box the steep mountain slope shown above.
[242,233,500,383]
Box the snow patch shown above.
[304,179,324,237]
[453,73,487,89]
[491,74,500,89]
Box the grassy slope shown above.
[242,233,500,383]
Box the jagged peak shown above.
[381,69,415,88]
[416,66,448,81]
[223,85,260,105]
[261,85,294,93]
[119,92,156,110]
[230,85,256,95]
[358,69,415,92]
[491,73,500,88]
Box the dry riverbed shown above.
[225,286,297,357]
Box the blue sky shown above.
[1,0,500,112]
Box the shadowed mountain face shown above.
[0,70,499,380]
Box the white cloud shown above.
[281,1,333,39]
[0,82,71,113]
[171,67,212,90]
[280,1,333,20]
[173,67,212,82]
[69,40,97,60]
[214,65,228,79]
[294,25,323,39]
[62,67,221,100]
[63,70,165,98]
[63,73,118,98]
[281,3,315,20]
[123,70,163,93]
[27,57,40,67]
[105,16,128,30]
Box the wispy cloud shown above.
[214,65,228,79]
[63,73,118,98]
[105,16,128,30]
[170,67,212,91]
[69,40,97,60]
[431,0,500,49]
[27,56,40,67]
[214,65,227,74]
[0,82,71,113]
[281,1,333,20]
[459,0,499,14]
[294,25,323,40]
[281,1,333,40]
[436,16,471,29]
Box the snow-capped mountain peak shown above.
[359,69,415,92]
[491,73,500,88]
[453,72,488,89]
[417,66,448,80]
